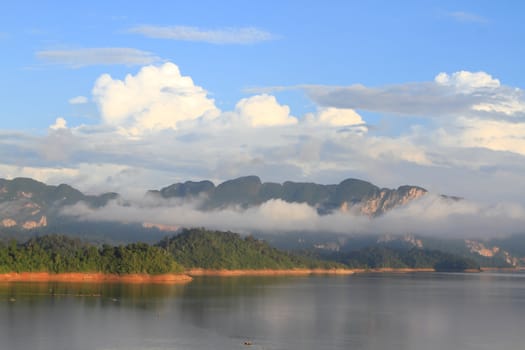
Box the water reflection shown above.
[1,273,525,350]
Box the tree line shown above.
[0,229,479,274]
[0,235,182,274]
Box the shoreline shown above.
[0,272,193,284]
[186,267,438,277]
[480,267,525,272]
[186,268,357,276]
[0,266,502,283]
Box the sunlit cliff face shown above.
[339,187,428,217]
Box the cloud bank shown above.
[306,71,525,120]
[61,195,525,238]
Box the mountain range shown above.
[0,176,429,231]
[0,176,523,268]
[0,177,117,231]
[147,175,429,215]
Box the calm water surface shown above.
[1,272,524,350]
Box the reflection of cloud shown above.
[61,195,525,238]
[129,25,276,44]
[36,48,161,68]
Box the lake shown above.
[1,272,524,350]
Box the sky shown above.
[1,0,525,214]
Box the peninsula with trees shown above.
[0,228,480,282]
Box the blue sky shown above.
[2,0,524,130]
[1,0,525,217]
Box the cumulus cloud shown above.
[301,107,368,135]
[49,117,68,130]
[303,70,525,160]
[3,65,525,213]
[68,96,88,104]
[92,62,220,135]
[440,117,525,155]
[233,94,297,127]
[41,120,82,162]
[434,71,500,91]
[129,25,276,44]
[315,107,365,126]
[36,48,161,68]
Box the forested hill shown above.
[338,246,480,271]
[0,230,480,273]
[0,231,341,274]
[156,228,343,269]
[0,235,182,274]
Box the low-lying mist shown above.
[60,194,525,239]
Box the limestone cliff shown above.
[357,186,427,216]
[0,177,117,231]
[151,176,429,216]
[465,239,519,266]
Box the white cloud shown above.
[306,70,525,119]
[233,94,297,127]
[4,65,525,210]
[0,164,79,184]
[36,48,161,68]
[61,194,525,238]
[434,71,500,91]
[440,117,525,155]
[304,70,525,159]
[315,107,365,126]
[92,62,220,135]
[129,25,276,44]
[302,107,368,135]
[68,96,88,104]
[49,117,68,130]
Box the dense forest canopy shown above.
[157,228,343,269]
[0,229,479,274]
[0,235,182,274]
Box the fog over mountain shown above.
[2,176,524,239]
[64,192,525,239]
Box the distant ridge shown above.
[148,175,428,216]
[0,176,428,231]
[1,176,523,269]
[0,177,118,231]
